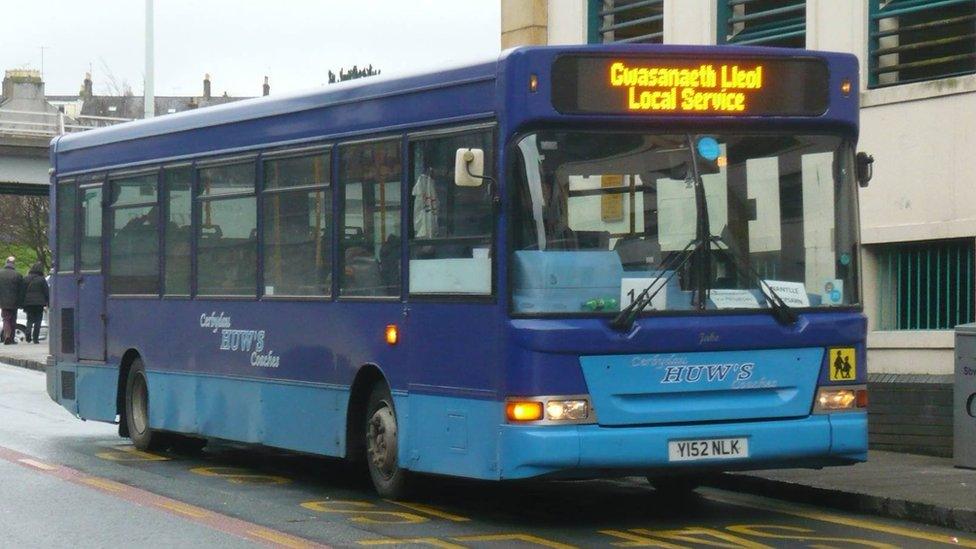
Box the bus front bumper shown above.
[497,412,866,479]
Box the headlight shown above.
[814,386,867,412]
[505,396,595,424]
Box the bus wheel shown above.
[124,358,163,451]
[648,476,700,496]
[365,383,410,498]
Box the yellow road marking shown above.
[247,528,312,549]
[385,500,471,522]
[18,458,56,470]
[156,500,209,518]
[599,529,687,547]
[359,538,465,548]
[708,491,976,547]
[453,533,577,549]
[190,466,290,485]
[96,446,170,462]
[81,477,127,493]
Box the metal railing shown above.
[0,108,132,139]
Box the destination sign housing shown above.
[551,55,830,116]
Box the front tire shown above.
[365,383,410,499]
[124,358,164,451]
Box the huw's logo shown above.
[660,363,754,384]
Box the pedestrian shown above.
[22,262,49,344]
[0,256,25,345]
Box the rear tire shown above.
[124,358,164,451]
[364,383,411,499]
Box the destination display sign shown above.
[551,55,830,116]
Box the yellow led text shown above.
[608,61,764,113]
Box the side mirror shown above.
[454,148,484,187]
[856,152,874,187]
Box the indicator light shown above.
[856,389,868,408]
[529,74,538,93]
[841,78,852,97]
[385,324,398,345]
[506,401,544,422]
[716,155,728,168]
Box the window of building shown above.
[408,129,494,296]
[876,239,975,330]
[108,172,159,294]
[339,140,401,297]
[163,166,192,295]
[79,186,102,271]
[869,0,976,87]
[718,0,806,47]
[196,161,257,296]
[263,150,332,297]
[590,0,664,44]
[56,181,76,272]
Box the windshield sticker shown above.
[762,280,810,307]
[199,312,280,369]
[709,290,761,309]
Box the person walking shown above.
[22,262,49,344]
[0,256,25,345]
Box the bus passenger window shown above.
[263,151,332,297]
[197,162,257,296]
[56,181,77,272]
[163,166,192,295]
[338,140,401,297]
[109,172,159,294]
[79,186,102,271]
[408,129,493,295]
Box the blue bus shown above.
[47,45,871,497]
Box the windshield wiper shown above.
[710,234,798,325]
[610,238,702,332]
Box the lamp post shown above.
[144,0,155,119]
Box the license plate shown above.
[668,437,749,462]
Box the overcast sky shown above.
[1,0,501,97]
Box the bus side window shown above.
[262,150,332,297]
[56,180,77,273]
[163,166,192,295]
[108,172,159,294]
[338,140,401,298]
[407,129,494,296]
[196,161,257,297]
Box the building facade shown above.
[501,0,976,456]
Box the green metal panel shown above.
[720,1,806,48]
[868,0,976,88]
[876,239,976,330]
[587,0,603,44]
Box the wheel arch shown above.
[345,363,390,461]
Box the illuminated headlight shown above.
[546,399,589,421]
[506,396,595,424]
[814,386,867,412]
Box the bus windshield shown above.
[511,131,859,316]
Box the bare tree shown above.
[0,195,50,270]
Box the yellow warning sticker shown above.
[828,347,857,381]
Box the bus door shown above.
[76,182,106,362]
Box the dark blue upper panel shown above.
[53,44,859,175]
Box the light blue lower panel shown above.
[498,414,867,479]
[147,370,348,457]
[828,411,869,460]
[397,393,503,480]
[75,363,119,422]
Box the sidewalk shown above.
[0,342,49,372]
[710,450,976,532]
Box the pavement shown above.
[4,344,975,535]
[710,450,976,532]
[0,340,48,371]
